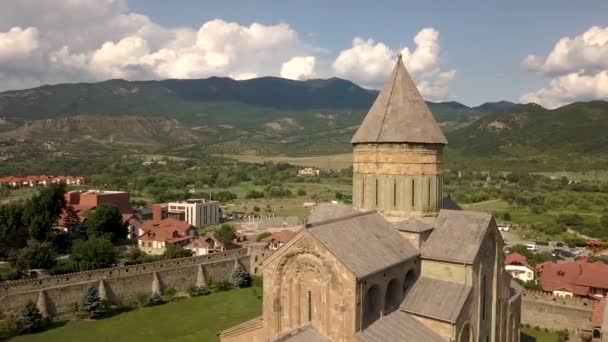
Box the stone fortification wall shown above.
[521,290,593,332]
[0,248,256,318]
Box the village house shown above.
[261,230,297,250]
[0,175,85,188]
[297,167,320,177]
[184,232,246,256]
[537,260,608,299]
[137,204,197,254]
[505,252,535,282]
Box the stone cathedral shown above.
[220,55,522,342]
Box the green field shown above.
[224,153,353,170]
[13,288,262,342]
[521,327,560,342]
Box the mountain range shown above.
[0,76,606,162]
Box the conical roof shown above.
[351,55,447,144]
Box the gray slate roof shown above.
[308,203,356,224]
[274,325,328,342]
[392,217,434,233]
[400,277,471,323]
[356,310,446,342]
[421,209,493,264]
[307,211,419,278]
[351,55,447,145]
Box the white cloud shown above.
[332,28,455,101]
[520,71,608,109]
[520,26,608,108]
[0,0,455,100]
[522,26,608,75]
[281,56,316,80]
[0,27,39,62]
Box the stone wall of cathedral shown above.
[352,143,443,218]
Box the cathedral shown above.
[220,55,522,342]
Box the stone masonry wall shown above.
[521,290,593,333]
[0,248,260,318]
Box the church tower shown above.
[351,54,447,219]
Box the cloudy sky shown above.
[0,0,607,108]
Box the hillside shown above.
[0,76,487,155]
[447,101,608,156]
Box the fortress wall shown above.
[521,290,593,332]
[0,248,259,318]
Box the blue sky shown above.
[0,1,607,107]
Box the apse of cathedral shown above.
[220,55,522,342]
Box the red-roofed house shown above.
[138,218,197,255]
[504,252,535,282]
[262,230,297,250]
[537,261,608,299]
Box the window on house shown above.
[307,290,312,322]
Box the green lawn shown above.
[13,288,262,342]
[521,327,560,342]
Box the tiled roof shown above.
[306,211,419,278]
[185,237,210,249]
[505,253,533,270]
[400,277,471,323]
[351,55,447,145]
[308,203,356,224]
[356,310,446,342]
[273,325,327,342]
[392,217,434,233]
[537,261,582,293]
[140,218,194,242]
[262,230,297,243]
[421,210,493,264]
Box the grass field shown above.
[520,327,560,342]
[223,153,353,169]
[13,288,262,342]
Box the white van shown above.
[524,243,538,251]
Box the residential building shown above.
[0,175,85,188]
[298,167,320,177]
[164,199,220,227]
[220,54,520,342]
[505,253,535,282]
[138,206,198,255]
[262,230,297,250]
[537,260,608,298]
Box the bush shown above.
[79,286,105,319]
[146,293,165,307]
[231,262,251,288]
[251,275,263,288]
[297,189,306,196]
[162,244,192,259]
[135,292,149,307]
[255,232,271,242]
[16,301,47,334]
[163,287,177,302]
[211,281,233,292]
[188,285,210,297]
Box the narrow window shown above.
[393,180,397,207]
[411,179,415,207]
[482,275,486,320]
[361,178,366,207]
[428,179,431,207]
[307,290,312,322]
[375,178,379,206]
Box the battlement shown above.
[0,248,248,295]
[522,289,594,309]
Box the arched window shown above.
[403,270,416,295]
[362,285,381,328]
[384,279,401,314]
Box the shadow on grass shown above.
[521,332,537,342]
[0,320,70,340]
[98,305,136,320]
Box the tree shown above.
[79,286,105,319]
[503,212,512,222]
[256,232,272,241]
[0,203,28,257]
[22,184,67,241]
[231,262,251,288]
[62,206,81,231]
[601,214,608,229]
[70,237,118,271]
[214,224,236,245]
[16,300,46,334]
[297,189,306,196]
[11,240,57,271]
[83,205,126,242]
[0,187,10,198]
[163,244,192,259]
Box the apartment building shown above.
[166,199,220,227]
